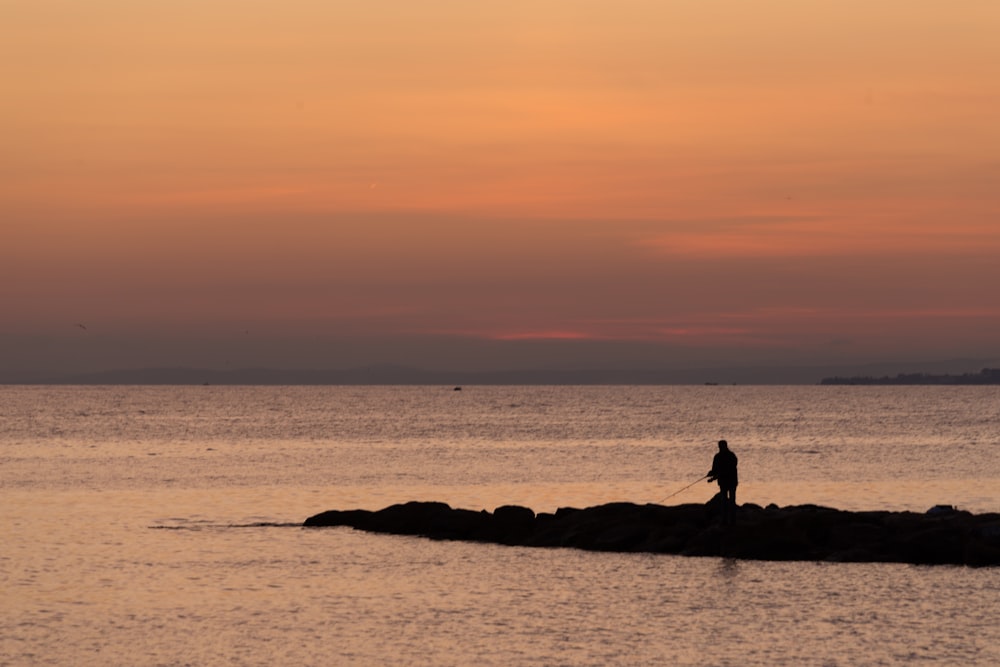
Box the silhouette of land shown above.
[821,368,1000,385]
[304,500,1000,566]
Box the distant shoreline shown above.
[820,368,1000,385]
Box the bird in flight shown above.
[76,323,87,331]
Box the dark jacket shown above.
[710,449,738,488]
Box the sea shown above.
[2,385,999,666]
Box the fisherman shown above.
[707,439,738,523]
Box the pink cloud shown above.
[639,217,1000,259]
[490,330,594,341]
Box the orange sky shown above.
[3,1,999,377]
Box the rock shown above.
[492,505,536,543]
[302,501,1000,566]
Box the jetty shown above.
[304,498,1000,566]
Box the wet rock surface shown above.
[303,497,1000,566]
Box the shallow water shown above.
[2,386,999,665]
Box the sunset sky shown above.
[3,1,999,378]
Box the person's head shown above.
[718,439,728,451]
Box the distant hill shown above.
[821,368,1000,385]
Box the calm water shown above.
[2,385,999,665]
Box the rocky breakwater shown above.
[303,499,1000,566]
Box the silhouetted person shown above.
[708,439,738,523]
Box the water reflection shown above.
[4,386,1000,665]
[717,557,742,579]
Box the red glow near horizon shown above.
[489,331,594,341]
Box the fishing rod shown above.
[655,474,709,504]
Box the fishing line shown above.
[655,474,709,504]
